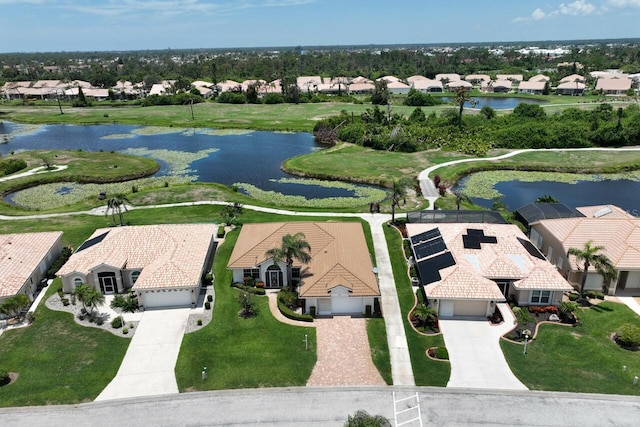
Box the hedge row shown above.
[230,282,266,296]
[277,297,313,323]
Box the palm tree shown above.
[567,240,616,300]
[265,232,312,291]
[106,193,130,226]
[390,178,412,224]
[454,191,471,210]
[82,288,106,316]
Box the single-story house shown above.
[515,202,585,230]
[530,205,640,295]
[518,80,546,95]
[376,75,401,83]
[57,224,217,309]
[407,223,571,319]
[387,80,411,94]
[227,222,380,316]
[483,79,512,93]
[0,232,63,312]
[348,82,375,95]
[496,74,523,82]
[595,77,632,95]
[556,81,586,96]
[406,75,428,84]
[465,74,491,84]
[411,78,443,93]
[216,80,242,93]
[560,74,586,83]
[435,73,461,82]
[528,74,550,82]
[297,76,323,93]
[446,80,473,91]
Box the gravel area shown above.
[45,293,138,338]
[185,286,215,334]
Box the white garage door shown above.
[142,289,193,308]
[439,300,454,318]
[318,299,331,315]
[584,273,603,291]
[331,295,362,315]
[453,300,487,318]
[625,271,640,289]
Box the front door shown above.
[98,272,117,294]
[268,270,280,288]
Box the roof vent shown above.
[593,206,612,218]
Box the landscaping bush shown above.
[46,246,73,279]
[365,305,372,317]
[277,298,313,322]
[616,323,640,348]
[111,317,123,329]
[435,347,449,360]
[204,301,211,310]
[585,290,606,300]
[216,228,226,238]
[231,282,266,295]
[197,319,203,326]
[278,290,299,310]
[243,276,255,287]
[568,292,579,301]
[207,294,213,302]
[122,327,129,335]
[310,306,316,318]
[96,317,104,326]
[61,298,69,306]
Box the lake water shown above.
[456,176,640,216]
[0,121,365,199]
[439,97,547,110]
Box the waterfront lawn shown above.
[501,301,640,395]
[384,225,450,386]
[175,229,317,390]
[0,279,129,407]
[367,317,393,385]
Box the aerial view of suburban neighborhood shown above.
[3,1,640,426]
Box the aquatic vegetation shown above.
[236,179,386,208]
[10,176,192,210]
[460,170,640,200]
[197,129,254,136]
[131,126,184,136]
[122,147,218,175]
[100,133,136,140]
[2,123,44,142]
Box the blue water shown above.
[439,97,547,110]
[456,176,640,216]
[0,122,362,199]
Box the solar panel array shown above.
[410,228,441,245]
[517,237,546,260]
[410,227,456,285]
[416,252,456,285]
[76,231,110,253]
[462,228,497,249]
[411,228,448,261]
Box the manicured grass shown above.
[175,229,317,390]
[384,224,450,386]
[0,279,129,407]
[502,301,640,395]
[367,317,393,385]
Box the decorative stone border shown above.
[425,347,450,363]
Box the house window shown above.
[530,229,543,249]
[531,290,551,304]
[546,246,553,261]
[292,267,301,278]
[242,268,260,279]
[556,256,563,270]
[131,271,141,284]
[73,277,83,287]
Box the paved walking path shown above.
[95,308,191,401]
[439,303,527,390]
[307,317,386,386]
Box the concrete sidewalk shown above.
[95,308,190,401]
[439,303,527,390]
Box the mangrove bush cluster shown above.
[314,103,640,155]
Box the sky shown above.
[0,0,639,53]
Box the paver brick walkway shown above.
[306,317,386,386]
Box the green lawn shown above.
[384,224,450,386]
[502,301,640,395]
[367,317,393,385]
[0,279,130,407]
[175,229,317,390]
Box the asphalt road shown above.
[1,386,639,426]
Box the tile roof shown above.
[228,222,379,298]
[534,209,640,271]
[407,223,571,300]
[58,225,216,290]
[0,232,62,298]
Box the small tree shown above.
[453,85,477,129]
[237,292,257,318]
[567,240,616,300]
[220,202,243,226]
[371,80,389,105]
[390,178,412,224]
[106,193,130,226]
[75,284,105,316]
[345,410,390,427]
[0,294,30,321]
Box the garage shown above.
[624,271,640,289]
[331,294,363,315]
[439,299,488,318]
[584,273,603,291]
[318,299,331,315]
[140,288,194,309]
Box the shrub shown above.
[61,298,69,306]
[216,228,226,238]
[278,290,298,310]
[568,292,579,301]
[237,292,257,318]
[122,328,129,335]
[365,305,372,317]
[231,282,266,295]
[205,301,211,310]
[310,306,316,318]
[243,276,255,287]
[96,317,104,326]
[197,319,203,326]
[264,93,284,104]
[129,323,134,329]
[207,294,213,302]
[77,314,84,321]
[616,323,640,347]
[277,298,313,322]
[111,317,123,329]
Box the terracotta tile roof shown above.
[407,223,570,299]
[0,232,62,298]
[576,204,633,219]
[595,77,632,91]
[58,225,215,290]
[228,222,379,298]
[513,266,572,290]
[534,210,640,271]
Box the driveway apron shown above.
[439,303,527,390]
[95,308,190,401]
[307,317,386,386]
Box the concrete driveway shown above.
[439,303,527,390]
[95,308,190,401]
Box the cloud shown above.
[514,0,597,22]
[532,8,546,20]
[607,0,640,7]
[558,0,597,15]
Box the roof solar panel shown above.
[413,237,446,259]
[517,237,546,260]
[416,252,456,285]
[410,228,441,245]
[76,231,110,253]
[466,228,484,236]
[481,235,497,244]
[462,234,482,249]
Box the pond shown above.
[0,121,386,208]
[455,174,640,216]
[439,96,547,110]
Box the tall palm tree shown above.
[567,240,616,299]
[454,191,471,210]
[265,232,312,291]
[390,178,412,224]
[106,193,130,226]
